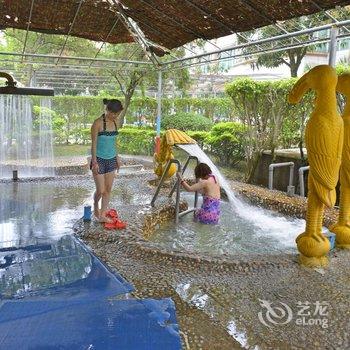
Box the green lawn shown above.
[54,144,91,157]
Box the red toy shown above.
[103,209,127,230]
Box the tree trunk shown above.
[246,152,261,183]
[271,145,276,162]
[290,63,299,78]
[117,93,132,129]
[288,47,307,77]
[26,65,34,86]
[114,72,145,129]
[299,140,305,161]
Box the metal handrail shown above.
[169,155,198,197]
[268,162,295,196]
[151,156,199,224]
[169,156,199,219]
[298,166,310,197]
[151,158,181,207]
[151,159,182,224]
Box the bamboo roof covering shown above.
[1,0,350,53]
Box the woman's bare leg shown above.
[100,171,116,221]
[93,173,105,218]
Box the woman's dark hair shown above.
[194,163,212,179]
[103,98,123,113]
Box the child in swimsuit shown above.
[177,163,221,224]
[90,99,122,223]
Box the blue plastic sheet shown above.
[0,189,182,349]
[0,297,181,350]
[0,235,134,300]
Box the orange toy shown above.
[104,209,127,230]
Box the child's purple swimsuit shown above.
[195,174,220,225]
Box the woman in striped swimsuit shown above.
[90,99,122,223]
[177,163,221,225]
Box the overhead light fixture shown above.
[0,72,54,96]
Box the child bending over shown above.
[177,163,221,225]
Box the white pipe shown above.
[298,166,310,197]
[268,162,295,194]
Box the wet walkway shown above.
[0,179,181,349]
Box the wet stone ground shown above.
[74,173,350,350]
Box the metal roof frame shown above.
[0,51,153,66]
[55,0,85,65]
[21,0,35,63]
[2,19,350,72]
[160,19,350,70]
[109,0,161,66]
[0,60,150,73]
[88,17,121,68]
[1,4,350,92]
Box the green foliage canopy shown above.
[205,122,246,166]
[161,112,213,131]
[225,77,312,181]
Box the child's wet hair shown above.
[103,98,123,113]
[194,163,212,179]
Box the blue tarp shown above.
[0,235,134,300]
[0,191,182,349]
[0,236,182,349]
[0,297,181,350]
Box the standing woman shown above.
[90,99,122,222]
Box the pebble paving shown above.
[72,172,350,350]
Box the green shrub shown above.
[186,131,209,149]
[336,64,350,113]
[123,124,154,130]
[225,77,312,181]
[31,96,235,145]
[205,122,246,166]
[117,127,156,156]
[32,105,66,144]
[75,128,91,145]
[336,64,350,75]
[161,112,213,131]
[49,96,233,128]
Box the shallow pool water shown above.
[0,180,91,248]
[149,194,305,256]
[0,177,137,300]
[0,176,182,349]
[0,177,152,248]
[0,174,154,299]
